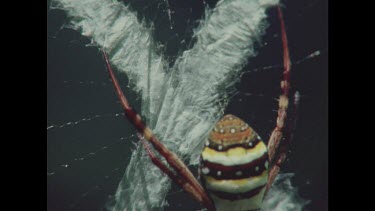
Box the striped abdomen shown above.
[199,114,269,211]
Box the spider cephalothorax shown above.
[200,114,269,210]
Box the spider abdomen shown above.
[199,114,269,211]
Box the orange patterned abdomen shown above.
[200,114,269,211]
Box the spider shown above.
[101,5,299,211]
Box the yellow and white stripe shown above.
[204,170,268,193]
[201,141,267,166]
[210,187,266,211]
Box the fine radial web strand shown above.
[47,135,135,177]
[47,112,125,131]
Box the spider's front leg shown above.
[102,51,216,211]
[266,6,299,192]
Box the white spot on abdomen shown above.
[202,167,210,175]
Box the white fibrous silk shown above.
[50,0,308,210]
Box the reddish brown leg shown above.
[267,91,300,192]
[137,133,205,204]
[266,6,296,192]
[102,52,215,211]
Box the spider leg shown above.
[138,133,205,205]
[266,6,295,191]
[102,51,215,211]
[266,91,300,193]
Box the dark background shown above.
[47,0,328,210]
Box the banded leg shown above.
[267,91,300,192]
[266,6,296,191]
[137,133,205,205]
[102,51,215,211]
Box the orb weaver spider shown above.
[101,5,299,211]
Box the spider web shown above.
[47,0,326,210]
